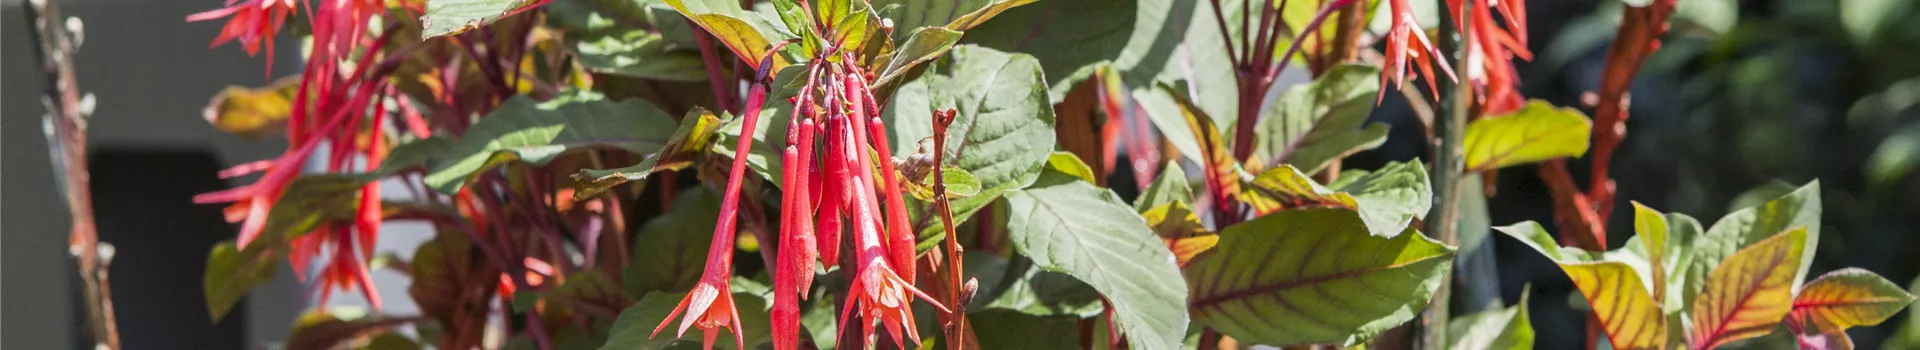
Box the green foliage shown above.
[1185,208,1454,346]
[425,92,677,194]
[423,0,542,37]
[1133,161,1191,212]
[1462,100,1593,171]
[1003,169,1189,349]
[885,46,1058,236]
[1249,64,1387,174]
[602,288,774,350]
[623,188,720,297]
[1446,287,1535,350]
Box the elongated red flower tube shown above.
[654,43,790,350]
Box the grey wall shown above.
[4,0,306,347]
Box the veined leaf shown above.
[1332,160,1432,238]
[1240,164,1358,214]
[1003,171,1188,349]
[1686,181,1821,309]
[873,27,964,88]
[904,166,984,201]
[874,0,1038,41]
[1134,161,1191,212]
[662,0,792,70]
[600,290,773,350]
[976,254,1104,317]
[422,0,547,38]
[424,92,676,194]
[1187,208,1453,346]
[962,0,1181,101]
[1497,222,1667,350]
[1446,286,1535,350]
[1632,202,1673,301]
[1784,268,1917,344]
[1249,64,1387,174]
[1462,100,1593,171]
[576,31,708,82]
[1045,152,1099,184]
[1690,227,1808,350]
[884,46,1057,237]
[622,188,719,297]
[1141,201,1215,266]
[573,108,724,199]
[1133,87,1205,167]
[1143,83,1243,213]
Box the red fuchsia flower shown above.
[1380,0,1457,103]
[654,44,792,350]
[188,0,296,74]
[1447,0,1533,115]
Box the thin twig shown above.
[25,0,120,348]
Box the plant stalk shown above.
[25,0,121,348]
[1421,0,1472,347]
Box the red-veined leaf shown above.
[1690,227,1808,349]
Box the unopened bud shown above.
[960,278,979,305]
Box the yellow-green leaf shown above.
[1046,152,1099,184]
[571,108,724,199]
[1187,208,1454,346]
[1447,286,1535,350]
[1463,100,1592,171]
[1141,201,1214,266]
[1690,227,1808,349]
[1496,222,1667,350]
[1632,202,1672,301]
[1133,161,1190,213]
[203,76,299,139]
[1239,164,1358,214]
[662,0,791,70]
[1149,83,1241,207]
[1785,268,1917,339]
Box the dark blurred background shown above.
[5,0,1919,349]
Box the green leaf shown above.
[1133,161,1191,213]
[1785,268,1918,340]
[1249,64,1388,174]
[422,0,544,38]
[424,92,676,194]
[1496,222,1667,350]
[1003,172,1188,349]
[873,0,1038,40]
[904,165,984,201]
[1689,227,1807,349]
[1240,164,1359,214]
[1132,88,1205,167]
[1686,181,1821,309]
[600,290,773,350]
[976,255,1104,317]
[662,0,792,70]
[883,46,1057,237]
[961,0,1178,101]
[1045,152,1098,184]
[576,31,709,82]
[1446,286,1535,350]
[814,0,876,52]
[712,100,794,187]
[623,187,720,297]
[204,241,277,321]
[1462,100,1593,171]
[1142,201,1215,267]
[573,108,725,199]
[1187,208,1453,346]
[1332,160,1433,237]
[969,311,1083,349]
[873,27,965,88]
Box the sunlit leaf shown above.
[424,92,676,194]
[203,76,299,139]
[1784,268,1918,345]
[1141,201,1215,266]
[1690,228,1807,349]
[1249,64,1387,174]
[976,254,1104,317]
[1446,286,1535,350]
[1045,152,1099,184]
[1003,171,1188,349]
[1333,160,1432,238]
[904,165,984,201]
[1462,100,1592,171]
[873,27,964,87]
[573,108,723,199]
[962,0,1180,100]
[662,0,792,69]
[1497,222,1667,350]
[422,0,548,37]
[1240,164,1358,214]
[1134,161,1191,212]
[1140,83,1242,212]
[576,31,708,82]
[873,0,1038,41]
[884,46,1057,237]
[1687,181,1821,309]
[1186,208,1453,346]
[287,310,416,350]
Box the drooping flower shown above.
[188,0,296,75]
[1380,0,1457,102]
[1448,0,1533,115]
